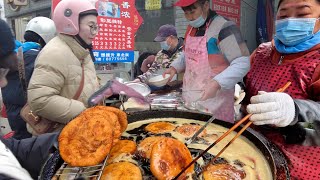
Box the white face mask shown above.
[189,13,206,28]
[160,41,170,50]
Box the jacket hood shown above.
[15,41,41,53]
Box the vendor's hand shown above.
[200,79,221,101]
[163,67,177,83]
[132,78,141,83]
[246,91,295,127]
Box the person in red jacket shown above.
[243,0,320,179]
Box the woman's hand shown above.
[131,78,141,83]
[201,79,221,101]
[163,67,177,83]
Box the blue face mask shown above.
[189,14,206,28]
[275,18,319,46]
[160,41,170,50]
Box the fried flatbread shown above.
[59,113,114,167]
[175,124,207,137]
[107,140,137,163]
[203,164,246,180]
[95,106,128,132]
[86,106,121,139]
[137,136,165,159]
[101,162,142,180]
[145,122,175,134]
[150,137,194,180]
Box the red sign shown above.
[212,0,241,26]
[93,0,143,51]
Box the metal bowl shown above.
[124,82,151,97]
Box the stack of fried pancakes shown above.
[58,106,127,167]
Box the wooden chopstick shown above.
[198,120,253,175]
[198,81,291,174]
[172,82,291,180]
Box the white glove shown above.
[246,91,295,127]
[234,84,245,105]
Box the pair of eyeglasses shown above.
[84,24,100,34]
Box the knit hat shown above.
[0,19,15,60]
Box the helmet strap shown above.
[75,35,96,62]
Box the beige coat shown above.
[27,34,99,132]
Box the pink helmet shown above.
[52,0,97,35]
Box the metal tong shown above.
[88,79,147,107]
[185,115,216,145]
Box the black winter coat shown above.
[1,49,39,139]
[0,132,59,179]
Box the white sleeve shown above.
[213,56,250,90]
[0,141,33,180]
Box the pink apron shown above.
[183,26,234,122]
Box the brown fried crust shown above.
[97,106,128,132]
[86,106,122,139]
[137,136,165,159]
[203,164,246,180]
[101,162,142,180]
[107,140,137,163]
[145,122,176,134]
[175,124,207,137]
[150,137,194,180]
[59,113,114,167]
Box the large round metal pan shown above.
[40,110,290,180]
[126,110,290,180]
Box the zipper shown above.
[278,55,284,65]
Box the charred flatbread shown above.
[150,137,194,179]
[175,124,207,137]
[107,140,137,163]
[203,164,246,180]
[59,112,114,167]
[95,106,128,132]
[137,136,165,159]
[145,122,175,134]
[86,106,121,140]
[101,162,142,180]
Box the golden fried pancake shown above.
[145,122,175,134]
[86,106,121,139]
[107,140,137,163]
[137,136,165,159]
[175,124,207,137]
[203,164,246,180]
[95,106,128,132]
[59,113,114,167]
[101,162,142,180]
[150,137,194,180]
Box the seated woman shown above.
[243,0,320,179]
